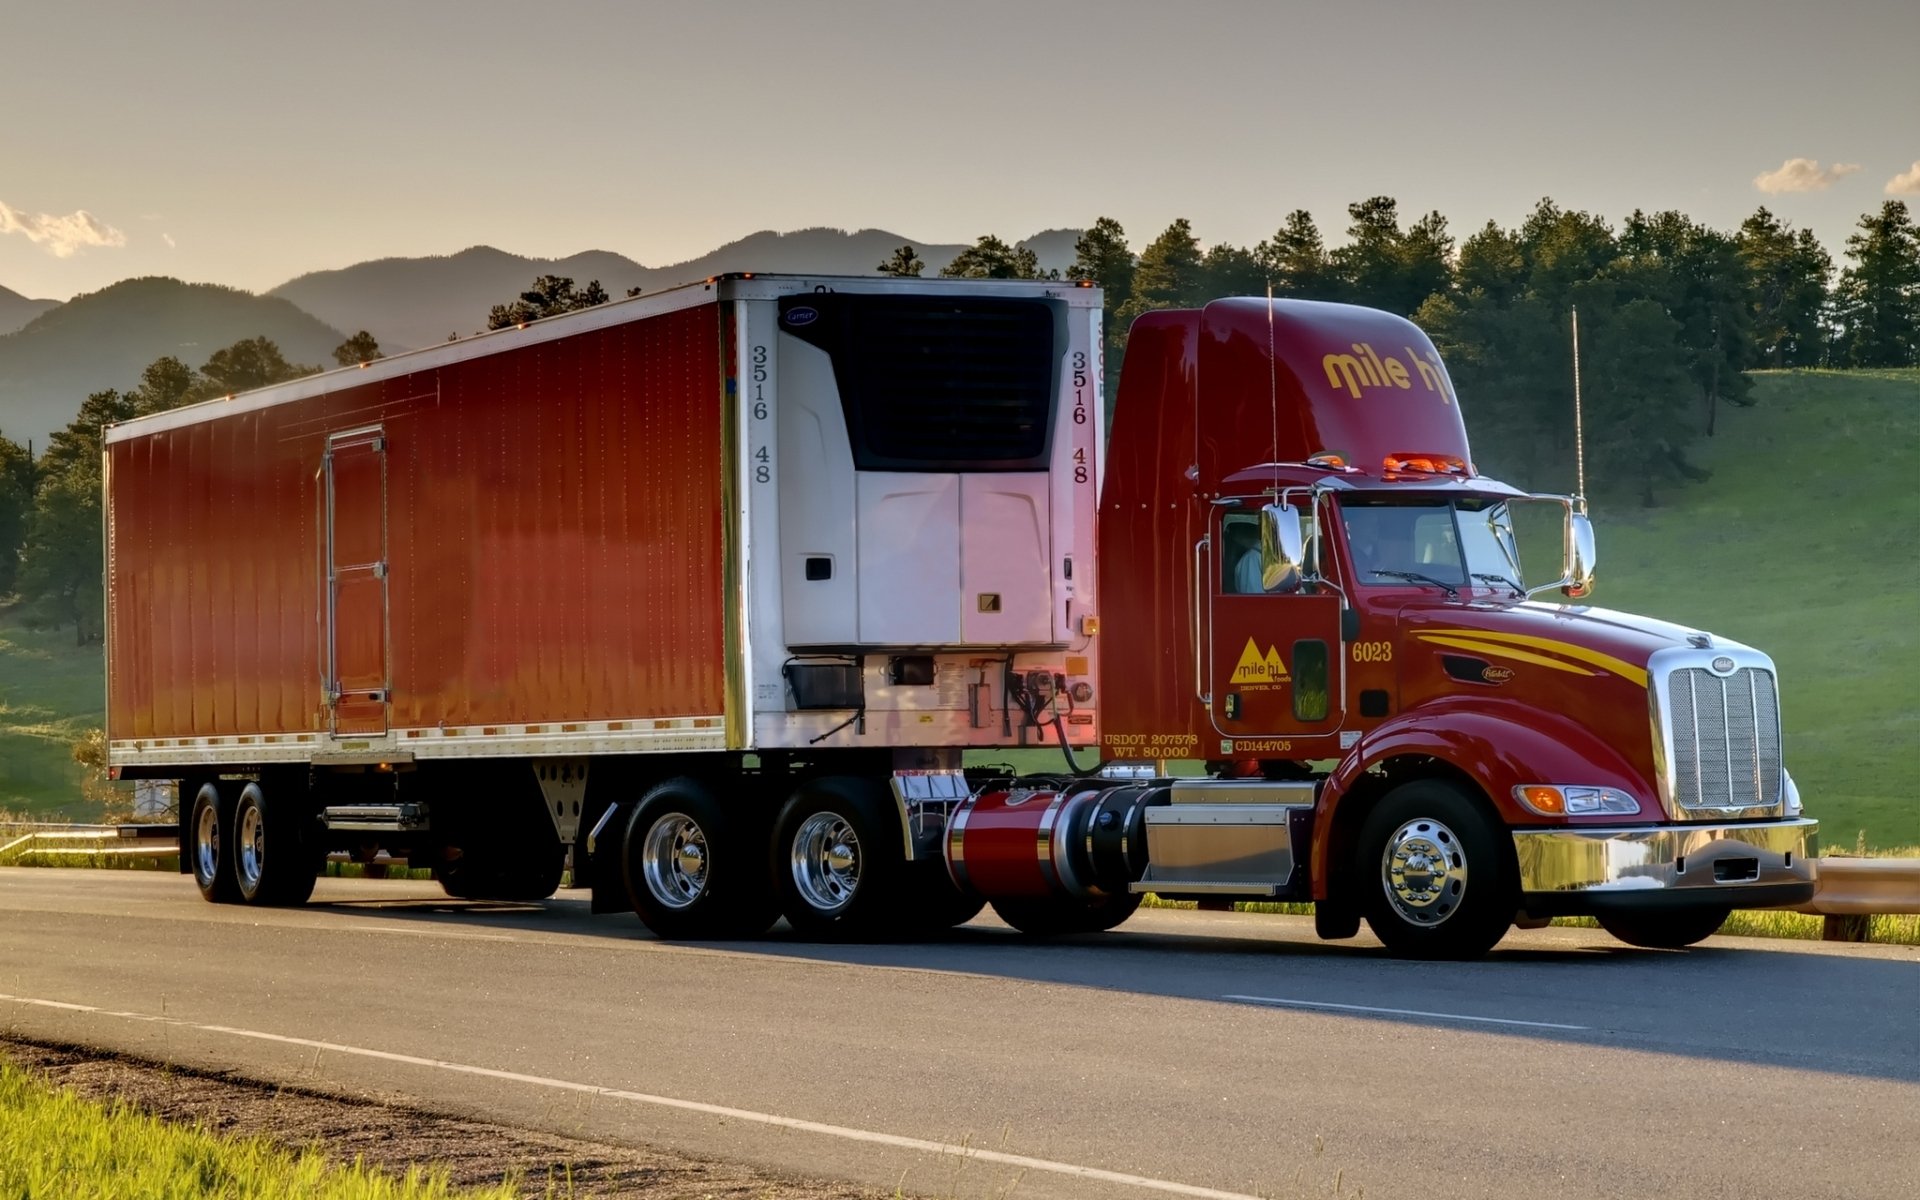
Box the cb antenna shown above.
[1267,281,1279,492]
[1571,305,1588,514]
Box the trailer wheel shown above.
[189,782,241,904]
[233,780,319,906]
[774,777,906,940]
[621,778,778,939]
[989,891,1142,937]
[1357,779,1515,960]
[1596,906,1730,949]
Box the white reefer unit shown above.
[722,275,1103,753]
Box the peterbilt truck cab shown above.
[1021,296,1817,958]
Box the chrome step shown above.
[320,803,430,833]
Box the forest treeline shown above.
[899,198,1916,505]
[1,197,1916,643]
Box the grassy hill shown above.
[1587,368,1919,850]
[0,277,346,446]
[3,368,1914,846]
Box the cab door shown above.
[1204,500,1344,749]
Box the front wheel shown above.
[1597,906,1730,949]
[1357,779,1515,960]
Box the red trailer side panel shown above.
[107,304,727,745]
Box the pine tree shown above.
[1834,200,1920,367]
[876,244,924,277]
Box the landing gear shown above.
[1357,779,1515,960]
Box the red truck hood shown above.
[1398,601,1724,689]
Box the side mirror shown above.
[1259,503,1305,592]
[1562,512,1597,598]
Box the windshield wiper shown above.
[1369,569,1459,598]
[1472,572,1524,597]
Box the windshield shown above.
[1341,498,1523,593]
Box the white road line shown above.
[0,992,1264,1200]
[1223,994,1589,1030]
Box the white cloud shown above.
[1752,158,1862,194]
[0,200,129,257]
[1887,161,1920,196]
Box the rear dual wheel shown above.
[191,779,319,906]
[621,778,779,939]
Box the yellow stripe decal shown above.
[1416,635,1598,677]
[1421,629,1649,687]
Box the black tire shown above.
[900,857,986,935]
[232,780,320,906]
[439,839,565,902]
[773,777,907,940]
[1357,779,1515,960]
[189,782,241,904]
[622,778,778,939]
[436,781,567,903]
[990,891,1142,937]
[1597,906,1730,949]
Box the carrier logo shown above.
[1322,342,1454,406]
[783,305,820,327]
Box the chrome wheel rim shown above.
[195,800,220,883]
[1381,817,1467,927]
[642,812,709,910]
[237,800,265,893]
[791,812,861,914]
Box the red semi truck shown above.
[104,274,1816,958]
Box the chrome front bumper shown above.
[1513,818,1817,904]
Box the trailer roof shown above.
[105,274,1097,444]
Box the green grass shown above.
[0,610,103,820]
[1588,369,1920,850]
[0,1056,517,1200]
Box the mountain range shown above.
[0,285,59,338]
[0,227,1081,446]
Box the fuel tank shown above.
[946,781,1167,901]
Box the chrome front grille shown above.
[1662,664,1781,815]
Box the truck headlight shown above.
[1783,771,1802,817]
[1514,785,1641,817]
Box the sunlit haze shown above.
[2,0,1915,300]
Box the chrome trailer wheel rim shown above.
[790,812,861,914]
[1381,816,1467,927]
[642,812,709,910]
[237,800,265,893]
[195,800,220,883]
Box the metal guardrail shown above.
[1795,857,1920,941]
[0,823,179,862]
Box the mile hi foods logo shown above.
[1231,638,1290,690]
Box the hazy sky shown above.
[2,0,1915,301]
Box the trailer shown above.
[106,280,1818,958]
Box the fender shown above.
[1310,696,1652,897]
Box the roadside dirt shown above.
[1,1037,901,1199]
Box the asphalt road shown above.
[2,868,1915,1199]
